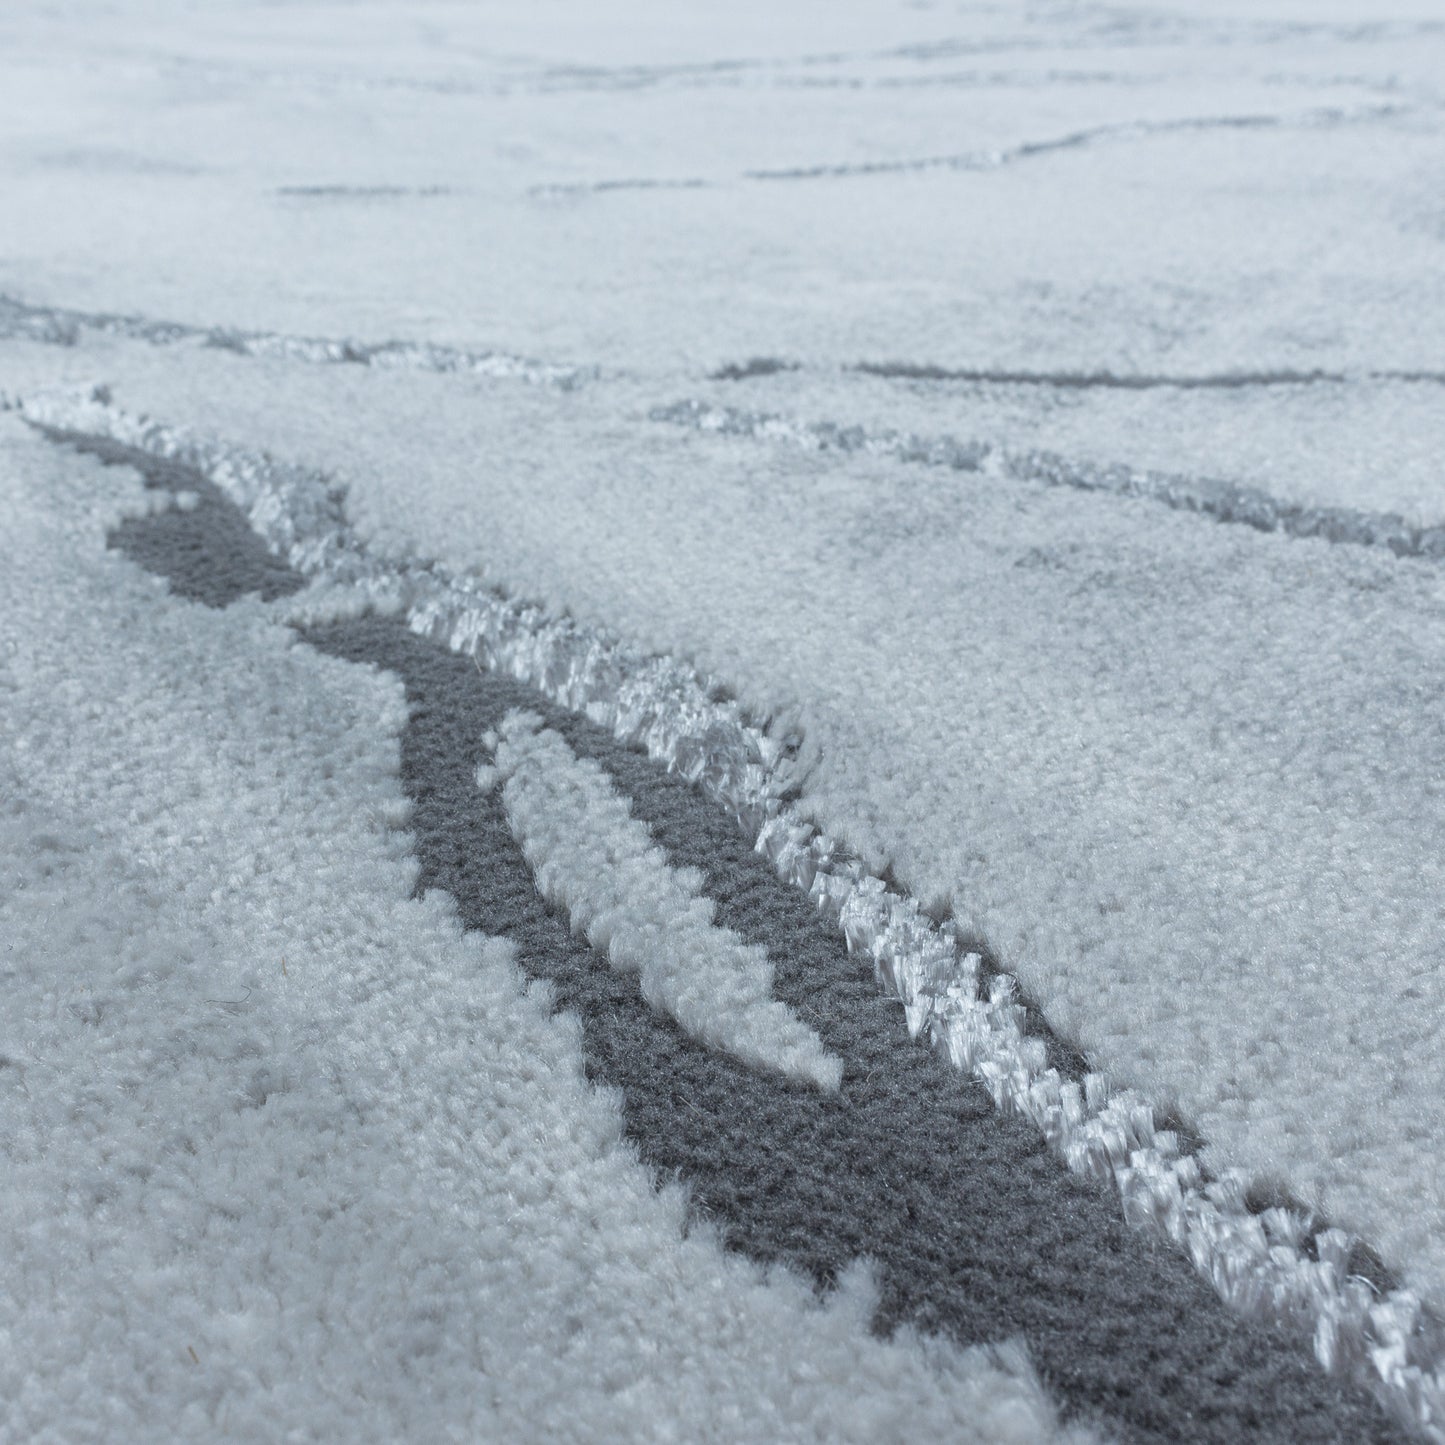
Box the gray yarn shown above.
[75,428,1411,1444]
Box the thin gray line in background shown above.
[3,289,1437,558]
[523,101,1410,197]
[852,361,1445,389]
[520,103,1414,196]
[743,104,1406,181]
[0,295,593,390]
[274,184,456,198]
[650,399,1445,560]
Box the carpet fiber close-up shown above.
[2,2,1444,1441]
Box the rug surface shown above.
[2,2,1444,1441]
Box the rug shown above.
[2,3,1443,1441]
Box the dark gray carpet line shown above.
[275,184,455,198]
[54,428,1413,1443]
[34,426,1122,1124]
[98,440,308,609]
[740,105,1405,182]
[11,281,1441,561]
[853,361,1445,389]
[315,619,1407,1445]
[711,358,1445,388]
[547,106,1410,191]
[651,399,1445,561]
[708,357,801,381]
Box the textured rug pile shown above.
[3,3,1444,1441]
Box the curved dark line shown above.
[38,425,306,608]
[743,106,1402,182]
[530,177,710,197]
[56,426,1412,1444]
[854,361,1445,389]
[275,184,454,198]
[305,615,1410,1445]
[652,399,1445,561]
[710,357,801,381]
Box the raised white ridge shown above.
[0,295,594,391]
[652,398,1445,560]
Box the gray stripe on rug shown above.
[71,426,1412,1443]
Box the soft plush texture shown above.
[11,418,1403,1441]
[53,333,1445,1321]
[0,418,1096,1443]
[2,1,1443,1440]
